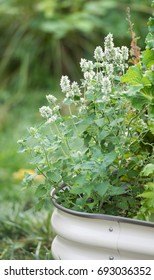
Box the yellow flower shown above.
[13,168,44,182]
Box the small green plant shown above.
[18,30,154,221]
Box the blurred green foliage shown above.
[0,0,152,129]
[0,200,54,259]
[0,91,54,259]
[0,0,153,259]
[0,0,152,94]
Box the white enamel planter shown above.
[51,194,154,260]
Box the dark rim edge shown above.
[51,189,154,228]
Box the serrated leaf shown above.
[121,64,142,85]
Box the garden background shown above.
[0,0,152,259]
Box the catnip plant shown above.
[18,33,153,219]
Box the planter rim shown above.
[51,189,154,228]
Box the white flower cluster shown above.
[104,33,114,50]
[121,46,129,60]
[39,101,59,124]
[80,59,93,72]
[60,76,71,93]
[61,76,82,104]
[101,77,112,93]
[94,46,104,61]
[81,33,128,95]
[46,94,57,103]
[84,70,95,81]
[39,33,129,121]
[39,106,52,119]
[71,81,82,96]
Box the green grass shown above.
[0,89,56,260]
[0,204,54,260]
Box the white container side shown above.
[51,206,154,260]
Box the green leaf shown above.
[46,171,61,183]
[76,116,94,133]
[146,182,154,189]
[147,71,154,85]
[142,49,154,67]
[82,161,98,171]
[109,186,126,196]
[72,174,87,186]
[142,75,151,87]
[140,192,154,200]
[127,91,149,109]
[98,130,109,141]
[94,118,105,127]
[117,200,129,210]
[141,85,154,99]
[121,64,142,86]
[124,83,152,109]
[70,186,85,195]
[35,199,45,211]
[91,146,102,159]
[95,182,109,197]
[70,183,93,196]
[149,104,154,117]
[110,118,124,127]
[146,33,154,49]
[148,17,154,33]
[69,136,84,151]
[141,163,154,176]
[103,151,117,167]
[35,184,47,197]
